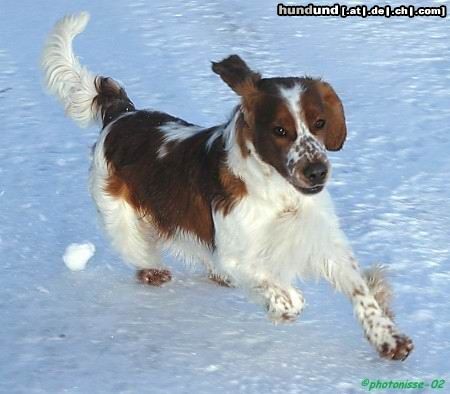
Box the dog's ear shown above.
[212,55,261,97]
[318,82,347,151]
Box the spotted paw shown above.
[264,286,304,324]
[137,268,172,286]
[379,334,414,361]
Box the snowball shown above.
[205,365,220,372]
[63,242,95,271]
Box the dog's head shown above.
[212,55,347,195]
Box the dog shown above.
[41,12,413,360]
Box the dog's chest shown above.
[214,189,339,271]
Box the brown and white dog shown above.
[42,12,413,360]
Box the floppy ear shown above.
[318,82,347,151]
[212,55,261,97]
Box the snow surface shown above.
[63,242,95,271]
[0,1,449,393]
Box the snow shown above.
[0,0,449,393]
[63,242,95,271]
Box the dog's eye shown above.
[273,126,287,137]
[314,119,326,129]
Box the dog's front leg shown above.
[321,251,414,360]
[220,261,305,323]
[254,281,305,323]
[214,215,305,323]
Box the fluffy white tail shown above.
[41,12,99,127]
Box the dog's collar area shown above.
[103,100,136,126]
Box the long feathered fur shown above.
[364,265,394,320]
[41,12,99,127]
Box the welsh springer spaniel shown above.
[41,12,413,360]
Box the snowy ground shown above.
[1,1,449,393]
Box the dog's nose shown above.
[303,162,328,185]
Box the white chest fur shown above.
[213,184,348,286]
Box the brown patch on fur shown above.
[300,82,325,138]
[214,166,247,215]
[249,92,299,178]
[315,82,347,151]
[93,77,135,127]
[103,110,248,248]
[300,80,347,151]
[137,268,172,286]
[211,55,261,97]
[105,172,137,208]
[271,103,298,141]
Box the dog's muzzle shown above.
[287,135,330,195]
[292,160,329,194]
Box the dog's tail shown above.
[41,12,134,128]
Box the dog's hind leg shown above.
[89,145,171,286]
[99,193,171,286]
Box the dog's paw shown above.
[378,333,414,361]
[365,315,414,361]
[208,273,234,288]
[137,268,172,286]
[264,286,305,324]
